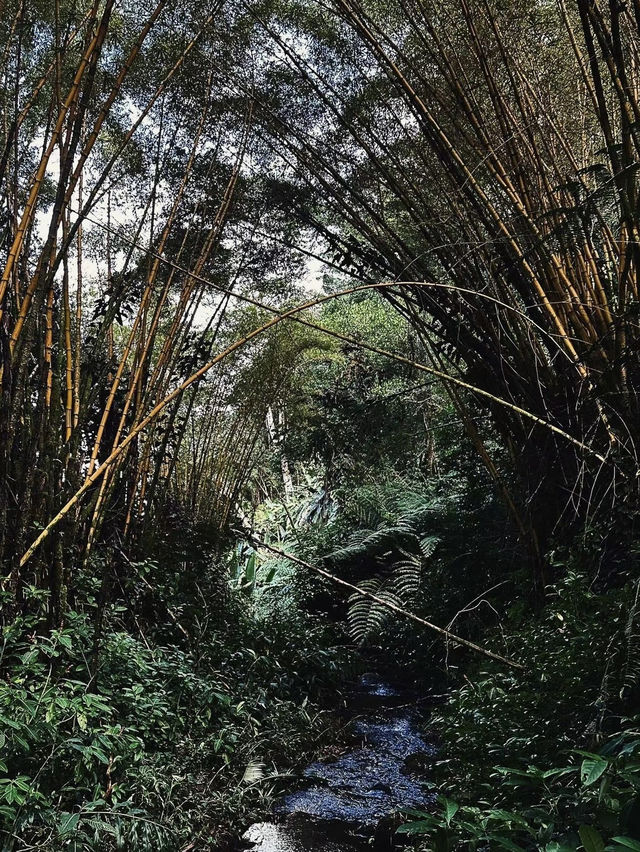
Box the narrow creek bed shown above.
[241,674,436,851]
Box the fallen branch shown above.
[252,538,525,671]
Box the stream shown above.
[241,674,436,851]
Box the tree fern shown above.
[325,481,444,643]
[325,485,444,566]
[326,523,420,565]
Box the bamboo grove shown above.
[1,0,640,621]
[248,0,640,573]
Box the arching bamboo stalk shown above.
[19,278,613,568]
[70,216,616,463]
[0,0,108,329]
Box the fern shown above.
[326,486,443,566]
[419,535,440,558]
[350,480,395,527]
[347,553,425,644]
[347,579,399,642]
[327,479,444,642]
[326,523,420,565]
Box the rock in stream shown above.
[242,674,435,851]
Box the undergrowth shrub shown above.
[399,570,640,850]
[0,588,349,851]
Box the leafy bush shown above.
[0,591,349,851]
[398,571,640,850]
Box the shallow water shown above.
[242,674,434,851]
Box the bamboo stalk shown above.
[19,278,613,568]
[0,0,107,327]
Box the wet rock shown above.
[241,820,362,851]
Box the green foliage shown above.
[278,291,435,482]
[621,581,640,701]
[397,570,640,850]
[324,489,442,643]
[346,552,423,643]
[0,585,349,851]
[298,459,518,666]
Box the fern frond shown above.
[347,579,399,643]
[346,553,425,644]
[391,555,423,598]
[330,480,443,643]
[419,535,440,558]
[326,524,420,564]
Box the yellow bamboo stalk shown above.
[7,0,175,361]
[44,282,54,410]
[75,213,620,460]
[20,281,613,568]
[86,90,214,478]
[62,0,168,211]
[334,0,585,365]
[0,0,106,326]
[0,8,92,178]
[73,174,83,430]
[62,218,73,441]
[145,116,249,405]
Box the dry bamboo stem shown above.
[253,539,525,670]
